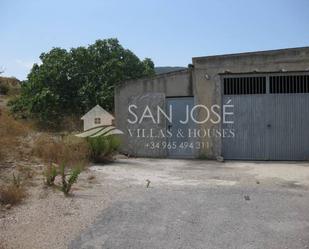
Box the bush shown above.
[87,135,121,162]
[0,174,26,205]
[0,185,26,205]
[59,164,81,196]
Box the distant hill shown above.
[155,67,186,75]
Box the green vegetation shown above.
[9,38,155,127]
[42,163,81,196]
[59,164,81,196]
[87,135,121,162]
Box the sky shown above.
[1,0,309,80]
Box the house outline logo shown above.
[81,104,115,131]
[76,104,123,138]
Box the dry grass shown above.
[0,173,26,206]
[32,134,90,167]
[0,109,29,136]
[0,184,26,205]
[0,76,21,96]
[0,109,30,161]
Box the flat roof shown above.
[121,68,189,85]
[192,46,309,61]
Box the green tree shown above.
[10,39,155,127]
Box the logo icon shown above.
[76,105,123,138]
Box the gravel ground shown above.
[0,168,127,249]
[1,159,309,249]
[70,159,309,249]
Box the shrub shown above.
[43,163,82,196]
[87,135,121,162]
[59,164,81,196]
[0,185,25,205]
[0,174,26,205]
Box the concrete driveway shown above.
[70,159,309,249]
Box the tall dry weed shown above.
[0,109,30,161]
[32,134,90,167]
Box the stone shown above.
[216,156,224,162]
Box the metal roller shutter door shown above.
[222,73,309,160]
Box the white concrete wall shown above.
[115,70,193,156]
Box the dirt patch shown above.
[0,169,123,249]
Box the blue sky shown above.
[1,0,309,80]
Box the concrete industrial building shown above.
[115,47,309,160]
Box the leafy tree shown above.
[10,39,155,127]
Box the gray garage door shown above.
[222,73,309,160]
